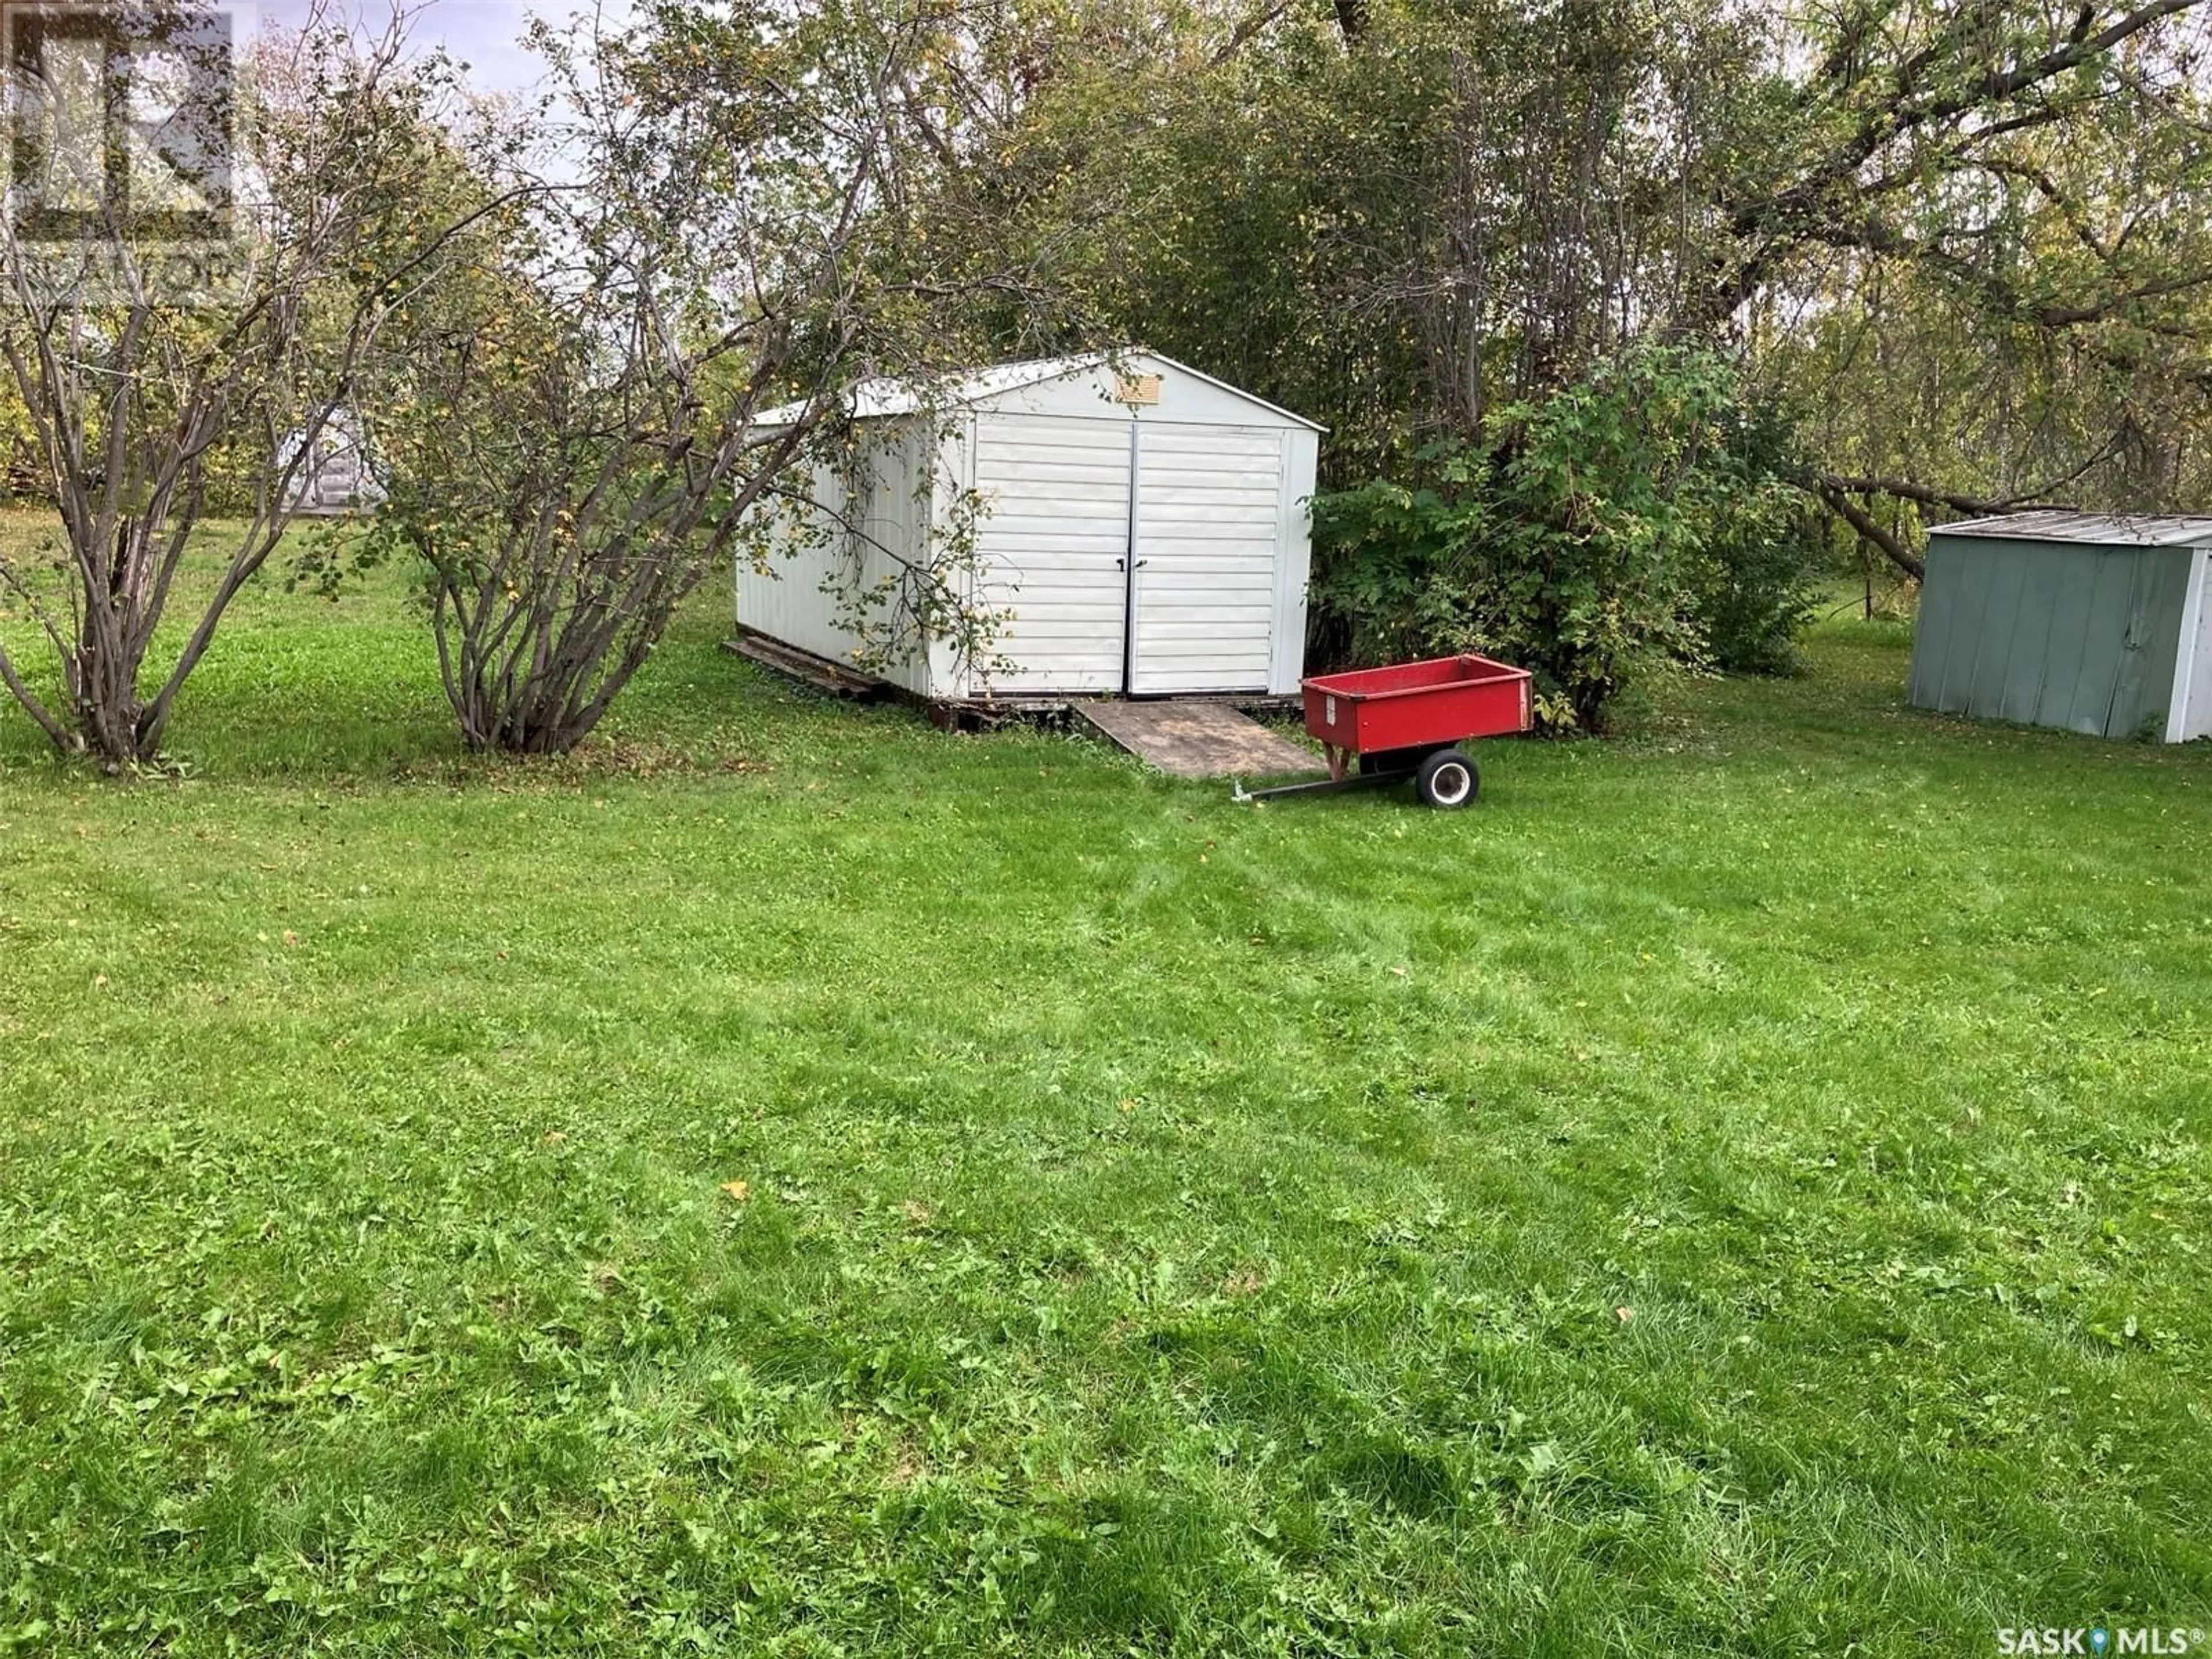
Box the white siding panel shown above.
[964,353,1321,432]
[732,426,946,694]
[1270,428,1319,695]
[1128,421,1283,694]
[1135,502,1281,524]
[2181,550,2212,740]
[735,433,935,694]
[1142,576,1275,596]
[1139,464,1279,486]
[1139,423,1283,453]
[972,414,1131,695]
[736,460,842,661]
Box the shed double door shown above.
[1126,422,1284,695]
[974,415,1283,696]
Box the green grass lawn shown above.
[1,514,2209,1655]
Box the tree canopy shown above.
[927,0,2212,555]
[5,0,2207,759]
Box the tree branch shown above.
[1715,0,2211,317]
[1212,1,1296,65]
[1813,481,1926,581]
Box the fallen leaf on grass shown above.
[720,1180,751,1202]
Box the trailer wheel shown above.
[1415,748,1478,809]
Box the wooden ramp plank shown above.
[1077,700,1315,780]
[724,634,882,700]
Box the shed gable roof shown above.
[756,350,1324,431]
[1933,510,2212,547]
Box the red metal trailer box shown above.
[1302,653,1533,755]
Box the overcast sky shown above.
[252,0,625,101]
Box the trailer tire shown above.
[1415,748,1478,809]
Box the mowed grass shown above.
[1,513,2209,1656]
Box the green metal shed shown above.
[1908,511,2212,742]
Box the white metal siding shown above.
[735,460,850,663]
[1128,422,1282,694]
[2181,550,2212,740]
[734,427,936,694]
[862,433,935,694]
[1270,429,1319,695]
[967,357,1317,431]
[971,415,1131,695]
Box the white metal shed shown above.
[279,408,387,518]
[737,350,1323,700]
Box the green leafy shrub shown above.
[1310,349,1817,730]
[1681,400,1824,677]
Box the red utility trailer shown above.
[1236,653,1533,808]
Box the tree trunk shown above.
[69,593,152,768]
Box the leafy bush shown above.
[1682,400,1824,677]
[1688,514,1825,675]
[1310,349,1817,730]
